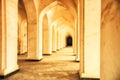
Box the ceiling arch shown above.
[38,0,77,20]
[46,4,74,26]
[50,17,74,29]
[23,0,37,23]
[38,0,77,38]
[39,1,75,29]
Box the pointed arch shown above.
[23,0,37,23]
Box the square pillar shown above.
[80,0,101,79]
[0,0,19,77]
[43,26,52,54]
[52,26,56,52]
[27,22,43,60]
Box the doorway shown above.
[66,36,72,46]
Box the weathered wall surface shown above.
[101,0,120,80]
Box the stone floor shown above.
[5,47,80,80]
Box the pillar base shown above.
[52,51,56,53]
[43,52,52,55]
[56,49,59,51]
[81,73,100,80]
[79,73,100,80]
[76,58,80,62]
[18,52,27,55]
[0,69,19,79]
[27,58,42,60]
[27,56,42,60]
[81,78,100,80]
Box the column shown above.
[75,18,79,61]
[60,28,63,49]
[55,29,58,51]
[52,26,56,52]
[23,0,42,60]
[43,25,52,54]
[57,30,61,50]
[0,0,19,77]
[61,30,65,48]
[80,0,100,79]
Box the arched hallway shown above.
[1,0,120,80]
[7,47,79,80]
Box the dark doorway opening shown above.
[66,36,72,46]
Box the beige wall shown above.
[101,0,120,80]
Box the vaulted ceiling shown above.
[19,0,77,35]
[39,0,77,32]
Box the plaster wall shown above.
[101,0,120,80]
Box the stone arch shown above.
[59,0,77,20]
[39,1,66,54]
[23,0,37,23]
[39,0,76,56]
[39,1,65,30]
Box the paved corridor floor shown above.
[6,47,80,80]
